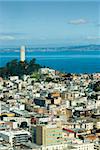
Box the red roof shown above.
[63,128,76,133]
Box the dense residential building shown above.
[0,55,100,149]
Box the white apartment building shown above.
[0,130,30,146]
[3,117,31,126]
[69,142,94,150]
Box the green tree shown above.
[0,58,41,78]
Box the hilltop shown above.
[0,58,41,78]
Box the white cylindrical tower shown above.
[20,45,25,62]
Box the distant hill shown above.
[68,45,100,51]
[0,44,100,52]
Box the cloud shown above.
[0,32,30,41]
[0,35,15,40]
[86,36,100,40]
[68,19,88,25]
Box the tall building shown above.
[20,46,25,62]
[31,124,64,146]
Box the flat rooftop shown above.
[0,130,30,136]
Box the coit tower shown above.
[20,46,25,62]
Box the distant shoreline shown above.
[0,49,100,73]
[0,44,100,52]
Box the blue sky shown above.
[0,0,100,46]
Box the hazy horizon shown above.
[0,1,100,46]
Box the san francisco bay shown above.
[0,49,100,73]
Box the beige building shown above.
[96,121,100,129]
[31,124,64,146]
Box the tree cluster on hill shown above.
[0,58,41,78]
[93,81,100,92]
